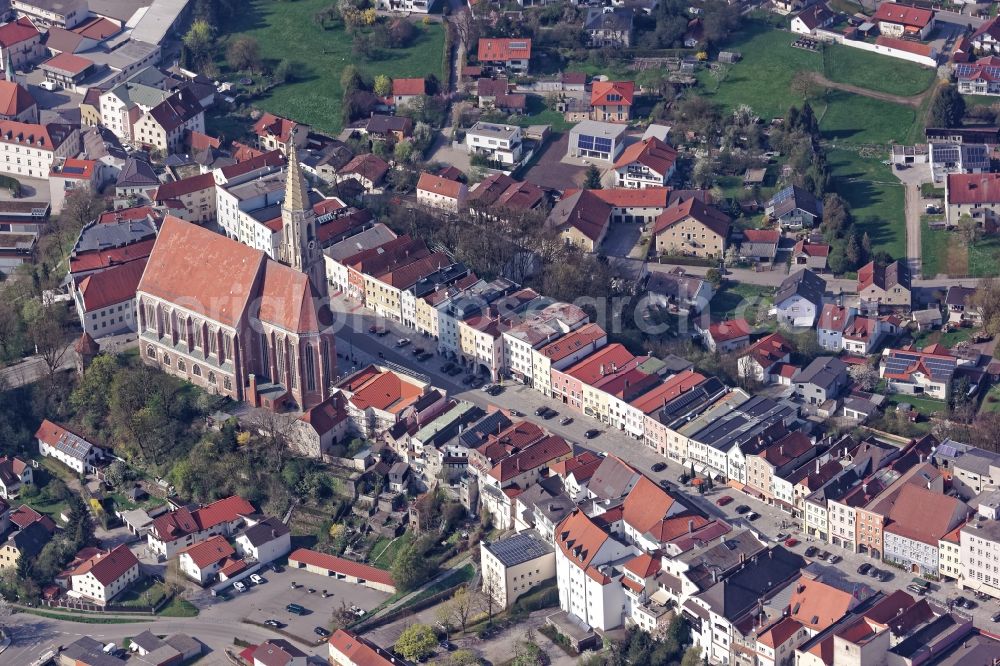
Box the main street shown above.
[328,293,999,630]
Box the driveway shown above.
[602,223,643,258]
[522,133,587,190]
[893,163,932,278]
[426,129,472,173]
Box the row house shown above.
[551,343,635,412]
[335,365,446,440]
[366,250,455,322]
[744,432,817,504]
[858,260,911,314]
[531,322,608,398]
[435,278,516,361]
[621,369,705,441]
[479,435,573,528]
[323,223,398,295]
[399,262,472,331]
[644,376,728,461]
[458,287,542,380]
[0,119,78,179]
[501,302,589,386]
[585,186,671,225]
[416,171,467,212]
[340,235,430,306]
[132,87,205,155]
[151,172,216,224]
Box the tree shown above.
[183,20,215,69]
[445,650,480,666]
[680,647,702,666]
[705,268,722,290]
[374,74,392,98]
[848,363,879,391]
[481,566,502,623]
[227,36,261,73]
[437,585,478,632]
[584,165,603,189]
[395,624,437,661]
[791,70,820,100]
[65,492,93,550]
[511,639,544,666]
[104,460,132,488]
[928,84,966,129]
[957,214,982,246]
[273,59,296,84]
[971,278,1000,338]
[391,542,429,592]
[28,305,69,380]
[0,596,11,626]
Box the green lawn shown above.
[115,579,168,609]
[220,0,445,132]
[819,90,918,145]
[920,217,949,278]
[369,533,413,570]
[823,44,935,97]
[968,235,1000,277]
[709,282,774,320]
[511,95,573,132]
[961,94,1000,108]
[827,149,906,258]
[887,394,948,415]
[158,597,199,617]
[697,21,931,140]
[982,385,1000,413]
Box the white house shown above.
[554,509,634,631]
[774,269,826,329]
[816,304,853,351]
[480,530,556,609]
[35,419,104,475]
[64,544,140,605]
[146,495,255,559]
[234,517,291,565]
[613,136,677,188]
[465,122,524,166]
[0,455,32,499]
[416,172,467,212]
[568,120,627,164]
[178,535,239,585]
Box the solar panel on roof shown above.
[63,166,86,175]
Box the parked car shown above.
[867,568,882,579]
[734,504,751,514]
[805,546,818,558]
[286,603,308,615]
[857,563,871,575]
[560,416,574,426]
[447,366,462,376]
[440,641,456,652]
[509,409,523,417]
[271,564,284,573]
[991,612,1000,623]
[250,574,264,585]
[658,479,671,489]
[829,555,842,564]
[652,462,667,473]
[395,338,411,348]
[290,581,299,589]
[534,406,547,416]
[487,385,503,396]
[481,384,494,393]
[233,581,247,592]
[716,495,734,506]
[784,538,799,547]
[817,551,830,561]
[417,351,433,361]
[747,512,760,522]
[541,408,558,419]
[585,429,601,439]
[314,627,331,637]
[264,619,284,628]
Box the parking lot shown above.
[219,565,391,646]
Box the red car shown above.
[716,496,733,506]
[785,538,799,548]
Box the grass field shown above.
[919,217,1000,277]
[818,91,918,145]
[823,45,935,97]
[511,95,574,131]
[920,217,951,278]
[709,282,774,320]
[827,149,906,258]
[369,533,413,570]
[968,235,1000,277]
[220,0,445,132]
[697,21,933,140]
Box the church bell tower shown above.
[279,131,327,297]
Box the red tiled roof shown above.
[329,630,396,666]
[624,551,659,578]
[151,495,253,543]
[0,81,35,117]
[573,186,670,209]
[50,157,93,180]
[757,617,803,649]
[299,393,348,435]
[818,304,851,332]
[743,332,792,369]
[219,556,247,578]
[77,257,147,311]
[793,240,831,257]
[708,319,751,343]
[392,77,425,97]
[218,149,284,180]
[789,577,857,631]
[179,535,234,569]
[555,510,611,569]
[417,172,464,199]
[97,206,159,224]
[0,119,76,150]
[653,197,731,239]
[478,38,532,62]
[613,137,677,176]
[591,80,635,107]
[289,548,394,587]
[252,112,297,143]
[875,36,935,57]
[70,238,154,275]
[743,228,780,244]
[70,544,138,586]
[873,3,934,28]
[153,172,215,201]
[550,451,603,482]
[72,16,120,40]
[10,503,55,532]
[343,368,424,413]
[549,190,613,242]
[947,173,1000,204]
[489,435,571,482]
[0,17,39,48]
[42,52,92,75]
[340,153,389,182]
[538,323,606,362]
[622,476,680,536]
[565,343,635,384]
[629,369,706,414]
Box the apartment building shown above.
[0,119,78,178]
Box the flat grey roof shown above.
[570,119,627,139]
[130,0,190,45]
[484,530,553,568]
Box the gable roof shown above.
[769,185,822,219]
[743,332,793,369]
[818,303,851,332]
[0,81,35,117]
[793,240,830,257]
[0,17,39,48]
[151,496,254,543]
[35,419,96,460]
[178,534,235,568]
[328,630,396,666]
[339,153,389,182]
[70,544,138,586]
[613,136,677,175]
[775,268,826,308]
[858,260,910,292]
[490,435,571,482]
[789,577,856,631]
[591,80,635,107]
[240,516,290,547]
[653,197,731,238]
[795,3,834,30]
[478,38,531,62]
[153,172,215,201]
[288,548,394,587]
[884,483,967,545]
[116,157,158,187]
[77,256,147,311]
[417,172,464,200]
[873,2,934,28]
[146,88,203,132]
[252,112,297,143]
[137,216,264,328]
[709,319,752,343]
[391,77,425,97]
[547,190,613,242]
[555,509,611,569]
[588,454,639,500]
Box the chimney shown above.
[816,459,821,474]
[862,483,868,494]
[688,519,695,533]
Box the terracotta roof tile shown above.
[70,543,138,586]
[179,535,234,569]
[478,38,531,62]
[77,256,147,311]
[591,80,635,106]
[289,548,394,587]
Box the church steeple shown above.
[3,49,19,86]
[280,130,326,297]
